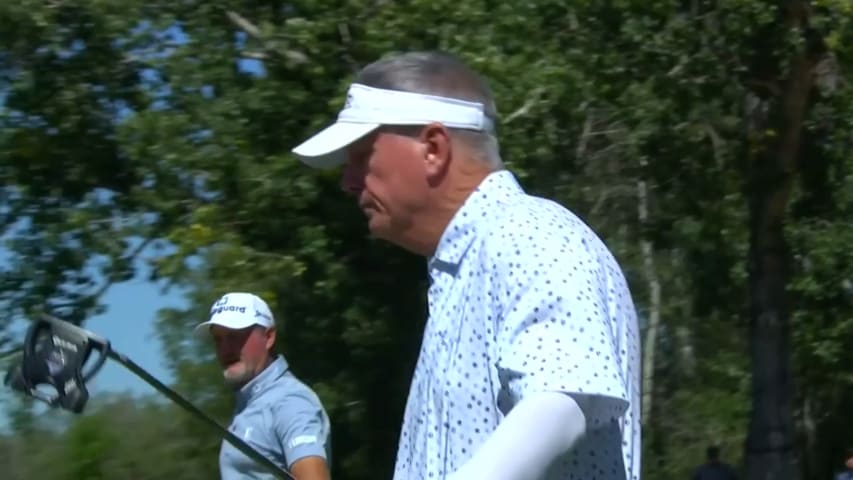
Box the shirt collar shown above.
[428,169,524,277]
[235,355,289,408]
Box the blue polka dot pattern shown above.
[392,170,641,480]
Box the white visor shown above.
[292,83,494,169]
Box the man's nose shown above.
[340,161,364,195]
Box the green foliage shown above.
[0,394,221,480]
[1,0,852,479]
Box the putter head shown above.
[3,314,110,414]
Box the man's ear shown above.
[419,122,452,181]
[265,327,276,351]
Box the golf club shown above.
[3,313,294,480]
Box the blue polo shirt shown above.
[219,355,332,479]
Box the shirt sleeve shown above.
[447,391,587,480]
[491,224,633,429]
[270,392,330,468]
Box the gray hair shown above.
[354,51,503,170]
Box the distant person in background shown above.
[691,445,738,480]
[835,447,853,480]
[195,291,332,480]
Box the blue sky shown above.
[0,243,191,431]
[80,262,189,396]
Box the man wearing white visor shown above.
[195,292,332,480]
[292,51,641,480]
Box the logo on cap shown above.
[210,295,246,316]
[211,305,246,315]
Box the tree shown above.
[2,1,853,479]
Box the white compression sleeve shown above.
[446,391,587,480]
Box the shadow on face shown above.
[342,130,426,235]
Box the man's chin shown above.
[366,217,393,240]
[223,366,252,389]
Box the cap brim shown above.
[193,315,259,337]
[292,122,380,169]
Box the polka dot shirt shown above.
[392,170,642,480]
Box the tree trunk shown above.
[800,393,819,479]
[638,167,661,429]
[744,3,820,479]
[675,326,695,377]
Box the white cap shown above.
[291,83,494,169]
[194,292,275,336]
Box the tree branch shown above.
[702,123,725,168]
[337,22,360,74]
[225,10,263,40]
[503,87,546,124]
[48,237,154,312]
[224,10,309,67]
[575,109,594,161]
[590,185,636,217]
[240,51,268,61]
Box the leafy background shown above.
[1,1,852,479]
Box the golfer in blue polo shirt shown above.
[195,292,332,480]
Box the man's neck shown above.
[233,355,279,393]
[401,165,493,257]
[255,354,279,381]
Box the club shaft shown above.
[105,349,293,480]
